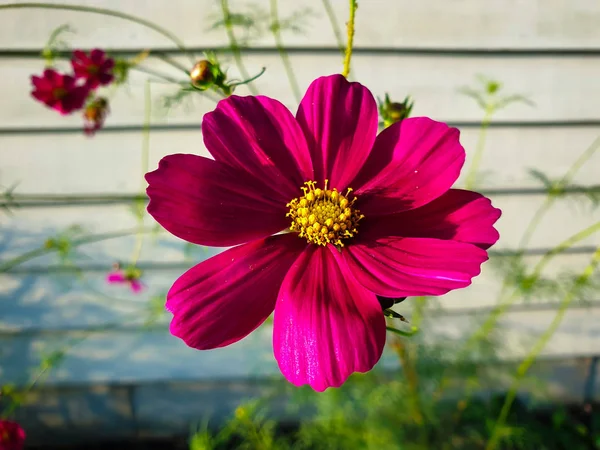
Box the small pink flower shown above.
[30,69,89,115]
[146,74,501,391]
[83,97,109,136]
[0,420,26,450]
[107,267,143,293]
[71,49,115,89]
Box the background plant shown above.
[0,1,598,449]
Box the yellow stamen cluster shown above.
[286,180,364,247]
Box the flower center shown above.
[52,87,68,99]
[286,180,364,247]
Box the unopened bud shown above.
[379,94,414,128]
[190,60,214,84]
[83,97,110,136]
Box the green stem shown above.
[130,65,183,84]
[341,0,357,78]
[391,335,427,447]
[464,106,493,190]
[2,310,155,415]
[410,296,428,329]
[466,220,600,352]
[0,228,153,273]
[227,67,267,88]
[0,3,195,64]
[130,81,151,266]
[153,52,192,75]
[321,0,346,57]
[386,325,419,337]
[485,247,600,450]
[518,135,600,251]
[269,0,301,103]
[220,0,258,95]
[433,220,600,400]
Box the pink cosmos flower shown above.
[30,69,89,115]
[146,74,501,391]
[71,49,115,89]
[0,420,25,450]
[106,267,143,293]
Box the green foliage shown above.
[2,4,599,448]
[208,3,314,45]
[187,370,600,450]
[41,23,74,66]
[459,75,535,113]
[377,93,414,129]
[528,169,600,209]
[0,182,19,215]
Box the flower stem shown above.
[341,0,357,78]
[518,135,600,251]
[220,0,258,95]
[153,52,191,76]
[464,105,494,190]
[269,0,301,103]
[321,0,346,57]
[485,246,600,450]
[465,220,600,355]
[390,335,427,446]
[130,65,183,84]
[0,3,195,64]
[227,67,267,88]
[432,220,600,401]
[0,228,152,273]
[130,81,151,266]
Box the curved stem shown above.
[518,135,600,250]
[390,334,427,447]
[0,3,195,64]
[485,247,600,450]
[464,106,494,190]
[321,0,346,57]
[269,0,301,103]
[130,81,151,266]
[386,325,419,337]
[0,228,153,273]
[220,0,258,95]
[227,67,266,88]
[130,65,183,84]
[341,0,357,78]
[432,220,600,401]
[153,52,192,75]
[466,220,600,352]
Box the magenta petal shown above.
[202,95,313,200]
[146,154,290,247]
[359,189,501,250]
[167,233,306,350]
[43,68,59,82]
[71,49,87,61]
[344,237,489,297]
[107,272,126,284]
[296,74,378,190]
[353,117,466,215]
[90,48,106,63]
[130,279,143,293]
[273,245,386,391]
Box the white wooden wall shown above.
[0,0,599,442]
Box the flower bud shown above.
[190,60,214,85]
[379,94,414,128]
[83,97,109,136]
